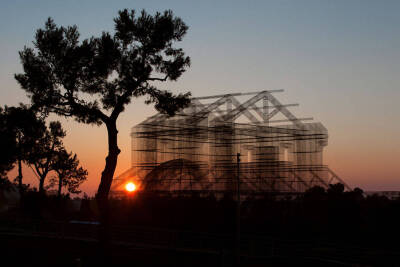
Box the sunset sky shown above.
[1,0,399,194]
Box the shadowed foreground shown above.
[2,186,400,266]
[1,219,399,267]
[2,234,388,267]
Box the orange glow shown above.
[125,182,136,192]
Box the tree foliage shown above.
[15,9,192,200]
[3,105,46,191]
[0,105,46,191]
[0,105,87,195]
[0,107,17,179]
[15,10,191,124]
[28,121,66,193]
[50,149,88,196]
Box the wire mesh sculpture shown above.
[111,90,350,197]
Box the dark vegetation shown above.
[13,10,193,250]
[82,185,400,242]
[4,184,399,242]
[15,8,191,204]
[2,184,400,266]
[0,106,87,196]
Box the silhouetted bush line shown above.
[2,183,400,248]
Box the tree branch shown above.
[110,79,141,121]
[147,75,169,82]
[28,164,41,181]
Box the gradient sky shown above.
[1,0,399,194]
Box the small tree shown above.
[0,107,16,180]
[50,149,88,196]
[4,105,46,193]
[15,9,191,203]
[28,121,66,193]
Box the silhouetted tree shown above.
[0,176,13,192]
[50,148,88,196]
[327,183,345,196]
[0,107,17,179]
[27,121,66,193]
[15,9,191,205]
[304,185,326,199]
[4,105,46,193]
[352,187,364,198]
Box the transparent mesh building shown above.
[111,90,350,196]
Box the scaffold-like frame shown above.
[111,90,350,196]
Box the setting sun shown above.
[125,182,136,192]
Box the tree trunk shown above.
[39,177,45,194]
[96,119,120,263]
[96,119,120,202]
[17,158,23,194]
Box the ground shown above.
[0,233,384,267]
